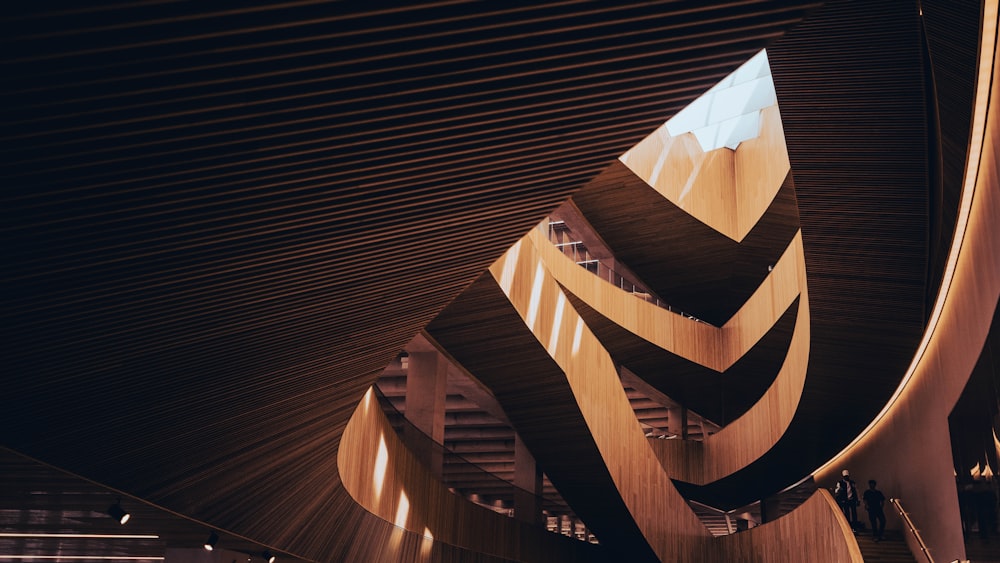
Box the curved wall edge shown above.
[814,4,1000,561]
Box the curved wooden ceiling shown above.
[1,2,832,560]
[1,0,982,558]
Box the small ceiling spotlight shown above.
[106,501,131,525]
[262,551,276,563]
[204,531,219,551]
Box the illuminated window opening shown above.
[374,434,388,499]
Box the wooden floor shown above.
[965,533,1000,562]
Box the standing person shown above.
[863,480,886,541]
[835,469,860,532]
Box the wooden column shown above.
[404,340,448,477]
[665,406,690,439]
[760,494,781,524]
[513,433,544,527]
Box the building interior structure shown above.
[3,1,1000,561]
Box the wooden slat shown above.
[531,226,805,371]
[485,238,712,561]
[427,272,663,561]
[735,106,793,238]
[0,0,982,560]
[528,218,811,485]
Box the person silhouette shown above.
[835,469,859,532]
[863,479,886,541]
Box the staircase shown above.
[855,530,917,563]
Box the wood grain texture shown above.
[815,5,1000,562]
[0,3,822,560]
[427,271,665,561]
[565,294,798,427]
[711,489,863,562]
[532,69,808,488]
[0,1,968,561]
[921,0,983,317]
[439,232,854,561]
[679,148,738,237]
[734,106,793,239]
[679,0,937,511]
[487,239,712,561]
[620,104,790,242]
[652,283,808,485]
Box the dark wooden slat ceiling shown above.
[677,0,971,509]
[0,2,822,560]
[920,0,981,317]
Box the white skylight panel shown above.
[723,112,762,150]
[745,76,778,110]
[665,94,713,137]
[690,123,720,151]
[664,49,776,152]
[731,49,770,84]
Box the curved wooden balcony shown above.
[339,386,608,562]
[425,234,849,560]
[569,162,800,326]
[529,228,809,484]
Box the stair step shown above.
[855,530,915,563]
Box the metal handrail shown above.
[889,498,934,563]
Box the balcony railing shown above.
[545,220,706,324]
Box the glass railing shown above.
[371,385,597,543]
[544,220,707,324]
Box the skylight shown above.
[665,50,776,151]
